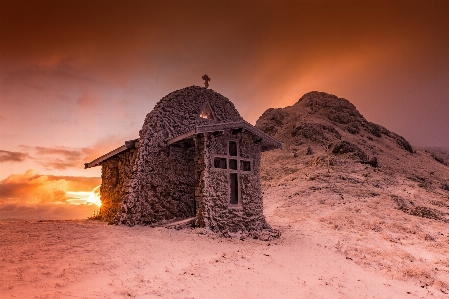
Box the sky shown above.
[0,0,448,219]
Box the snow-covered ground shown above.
[0,218,444,299]
[261,145,449,297]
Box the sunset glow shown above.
[66,185,101,207]
[1,2,449,297]
[0,0,448,220]
[88,185,102,207]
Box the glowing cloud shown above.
[66,185,101,207]
[0,170,101,220]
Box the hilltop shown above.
[256,91,449,293]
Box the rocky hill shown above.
[256,91,449,293]
[256,91,448,200]
[256,91,413,158]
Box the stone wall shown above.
[199,130,279,238]
[100,148,137,223]
[115,86,279,239]
[119,86,243,225]
[120,140,196,225]
[194,134,206,227]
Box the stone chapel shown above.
[85,85,282,238]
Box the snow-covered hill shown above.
[257,91,449,292]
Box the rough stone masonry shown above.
[85,86,282,239]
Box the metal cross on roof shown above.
[202,74,210,88]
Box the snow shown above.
[1,147,448,298]
[1,219,445,299]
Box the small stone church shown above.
[85,84,281,238]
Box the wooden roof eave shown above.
[165,121,282,150]
[85,121,283,170]
[84,139,139,169]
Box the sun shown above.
[66,185,102,207]
[86,185,102,207]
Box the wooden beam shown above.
[125,140,136,149]
[165,121,282,150]
[166,129,196,146]
[84,144,128,168]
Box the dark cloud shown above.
[18,145,94,170]
[2,0,447,78]
[0,150,28,162]
[34,146,86,160]
[18,133,134,170]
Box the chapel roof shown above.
[139,86,243,142]
[84,86,282,168]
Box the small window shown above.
[229,159,237,170]
[241,160,251,171]
[229,141,237,156]
[199,103,214,119]
[214,157,227,169]
[230,173,239,204]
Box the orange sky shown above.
[0,0,448,219]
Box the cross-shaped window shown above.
[212,140,252,205]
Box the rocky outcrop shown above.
[331,141,367,160]
[256,91,414,160]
